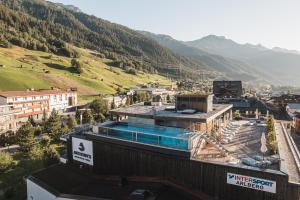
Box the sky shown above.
[48,0,300,51]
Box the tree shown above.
[28,145,44,160]
[40,135,51,149]
[67,116,77,129]
[0,39,12,48]
[28,116,36,127]
[75,110,81,124]
[266,116,278,154]
[133,93,138,103]
[42,109,47,123]
[82,110,93,124]
[16,123,36,153]
[44,110,63,142]
[43,146,60,167]
[71,59,83,74]
[90,98,109,121]
[166,94,171,103]
[0,151,14,172]
[0,131,16,147]
[266,116,275,133]
[111,99,116,109]
[125,96,131,106]
[61,123,70,135]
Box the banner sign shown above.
[72,137,94,166]
[227,173,276,193]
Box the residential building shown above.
[0,88,77,124]
[214,97,268,117]
[286,103,300,118]
[293,113,300,134]
[104,95,127,108]
[213,80,243,98]
[0,105,19,133]
[135,87,175,103]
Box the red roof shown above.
[0,89,75,98]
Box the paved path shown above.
[275,122,300,182]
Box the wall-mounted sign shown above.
[227,173,276,193]
[72,137,93,166]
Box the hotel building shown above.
[0,89,77,132]
[25,93,298,200]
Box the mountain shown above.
[186,35,269,60]
[0,45,171,104]
[186,35,300,86]
[0,0,207,80]
[140,31,277,83]
[272,47,300,55]
[55,3,82,12]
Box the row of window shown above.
[10,93,73,102]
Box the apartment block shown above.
[0,89,77,130]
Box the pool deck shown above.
[195,120,280,170]
[110,103,232,122]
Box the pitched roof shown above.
[287,103,300,111]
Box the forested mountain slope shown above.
[0,0,208,80]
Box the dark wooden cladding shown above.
[287,182,300,200]
[68,135,299,200]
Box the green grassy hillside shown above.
[0,46,172,103]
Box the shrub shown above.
[0,151,14,172]
[67,116,77,129]
[82,110,93,124]
[126,68,137,75]
[43,146,60,167]
[28,145,44,161]
[0,39,12,48]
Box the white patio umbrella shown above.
[260,132,267,160]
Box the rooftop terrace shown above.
[110,103,232,122]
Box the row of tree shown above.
[266,116,278,154]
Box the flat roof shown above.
[110,103,232,122]
[0,89,76,98]
[28,164,211,200]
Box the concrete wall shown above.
[0,96,7,105]
[26,179,73,200]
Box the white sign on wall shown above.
[72,137,94,166]
[227,173,276,194]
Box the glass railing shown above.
[97,126,191,150]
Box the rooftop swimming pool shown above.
[98,122,194,150]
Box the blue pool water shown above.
[100,123,192,150]
[112,124,189,138]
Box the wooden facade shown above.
[293,115,300,134]
[68,134,300,200]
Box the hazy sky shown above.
[48,0,300,51]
